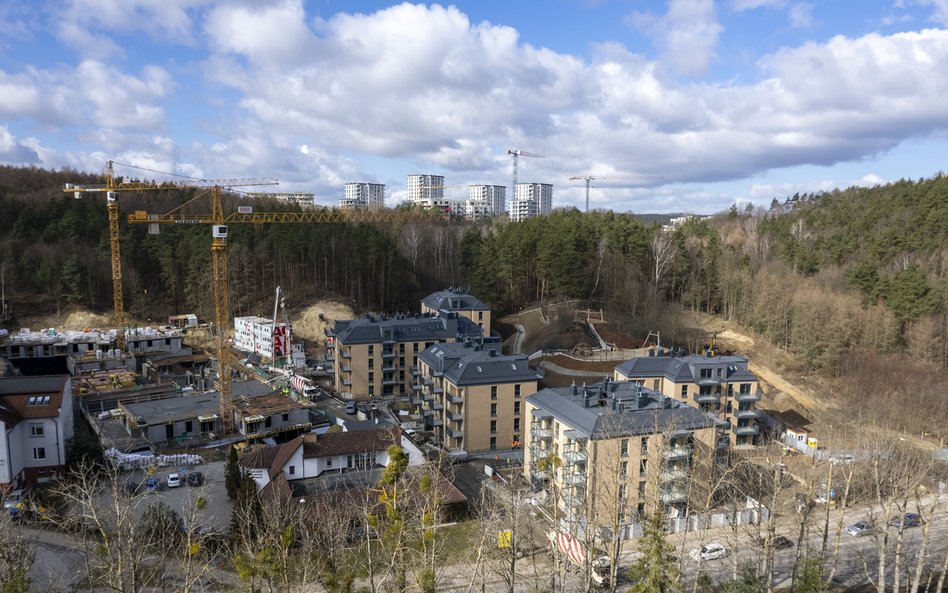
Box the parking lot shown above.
[118,460,233,532]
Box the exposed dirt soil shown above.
[16,308,117,331]
[542,355,619,374]
[291,300,356,344]
[594,323,648,349]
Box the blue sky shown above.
[2,0,948,213]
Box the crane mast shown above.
[568,174,663,212]
[507,149,545,199]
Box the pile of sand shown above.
[292,300,357,343]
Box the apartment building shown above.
[465,185,506,220]
[509,183,553,222]
[245,192,315,208]
[329,313,482,399]
[0,375,74,488]
[233,316,292,360]
[524,379,723,525]
[414,339,542,452]
[420,287,492,335]
[407,174,446,209]
[613,354,762,447]
[341,182,386,209]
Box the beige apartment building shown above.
[420,287,492,335]
[414,339,542,453]
[613,354,761,447]
[328,313,482,400]
[524,379,724,526]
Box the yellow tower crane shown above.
[64,161,277,325]
[127,188,450,436]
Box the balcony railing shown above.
[531,426,552,439]
[382,352,395,359]
[660,468,690,482]
[735,390,762,403]
[341,351,351,359]
[734,408,758,419]
[660,488,688,503]
[446,410,463,421]
[341,365,352,373]
[381,363,396,372]
[449,394,462,404]
[432,386,444,395]
[433,402,444,411]
[694,392,720,404]
[563,450,587,464]
[732,424,759,436]
[664,446,693,459]
[448,429,462,439]
[562,471,586,486]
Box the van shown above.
[345,401,356,415]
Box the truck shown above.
[548,531,610,587]
[290,374,319,399]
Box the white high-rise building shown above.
[407,174,446,209]
[509,183,553,222]
[465,185,506,220]
[341,182,385,209]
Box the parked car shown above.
[345,401,356,415]
[2,489,24,510]
[690,542,727,561]
[167,473,182,488]
[758,535,794,550]
[891,513,922,528]
[186,471,205,487]
[846,521,872,537]
[145,477,161,492]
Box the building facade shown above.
[465,185,506,220]
[414,339,542,453]
[613,354,762,447]
[245,192,315,208]
[420,287,492,335]
[328,313,482,399]
[0,375,74,488]
[524,380,723,526]
[407,174,446,209]
[509,183,553,222]
[233,316,292,360]
[341,182,386,209]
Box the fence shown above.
[619,497,770,539]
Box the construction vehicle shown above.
[290,375,319,399]
[568,174,663,213]
[548,531,610,586]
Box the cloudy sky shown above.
[2,0,948,213]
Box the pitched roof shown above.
[332,314,482,346]
[0,375,69,425]
[302,427,399,459]
[527,379,719,440]
[417,340,542,386]
[615,354,758,383]
[421,288,490,312]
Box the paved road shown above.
[513,324,525,355]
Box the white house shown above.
[0,375,74,489]
[239,427,424,494]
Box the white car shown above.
[690,542,727,561]
[846,521,872,537]
[166,473,182,488]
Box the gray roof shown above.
[527,379,719,440]
[421,288,490,312]
[0,375,69,395]
[418,340,542,386]
[123,380,274,425]
[615,354,757,383]
[331,313,482,345]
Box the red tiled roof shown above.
[302,427,398,459]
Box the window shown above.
[289,465,296,475]
[514,384,521,398]
[490,420,497,433]
[652,379,660,390]
[491,403,497,417]
[620,439,629,457]
[490,437,497,451]
[327,458,333,468]
[638,481,646,497]
[740,383,751,394]
[699,385,713,395]
[639,459,648,477]
[618,484,627,504]
[368,345,374,355]
[413,343,419,353]
[717,367,723,377]
[478,311,483,321]
[399,357,405,367]
[700,368,713,379]
[29,424,45,437]
[185,420,193,433]
[680,385,688,398]
[513,418,520,431]
[33,447,46,461]
[491,386,498,400]
[27,396,51,406]
[369,372,374,382]
[368,358,374,369]
[400,343,405,354]
[620,461,628,480]
[640,436,649,454]
[282,413,289,422]
[514,401,521,415]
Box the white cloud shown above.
[730,0,785,10]
[788,3,814,27]
[852,173,886,187]
[748,180,836,200]
[628,0,723,76]
[0,125,42,164]
[897,0,948,25]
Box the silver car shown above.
[846,521,872,537]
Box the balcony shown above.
[660,468,690,482]
[696,376,721,387]
[381,364,396,372]
[732,424,759,436]
[694,392,720,404]
[530,469,550,481]
[446,410,463,422]
[735,390,762,403]
[412,382,423,392]
[410,366,419,376]
[734,408,758,419]
[433,402,444,411]
[341,365,352,373]
[431,386,444,395]
[449,429,462,439]
[409,395,423,406]
[341,378,352,386]
[664,446,693,459]
[382,378,397,386]
[341,351,351,359]
[432,418,443,427]
[449,394,462,405]
[659,488,688,503]
[382,351,395,359]
[531,426,552,439]
[563,450,587,464]
[563,471,586,486]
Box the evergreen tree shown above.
[225,446,240,500]
[626,511,680,593]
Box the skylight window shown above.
[476,366,482,372]
[27,395,51,406]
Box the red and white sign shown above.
[273,324,292,356]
